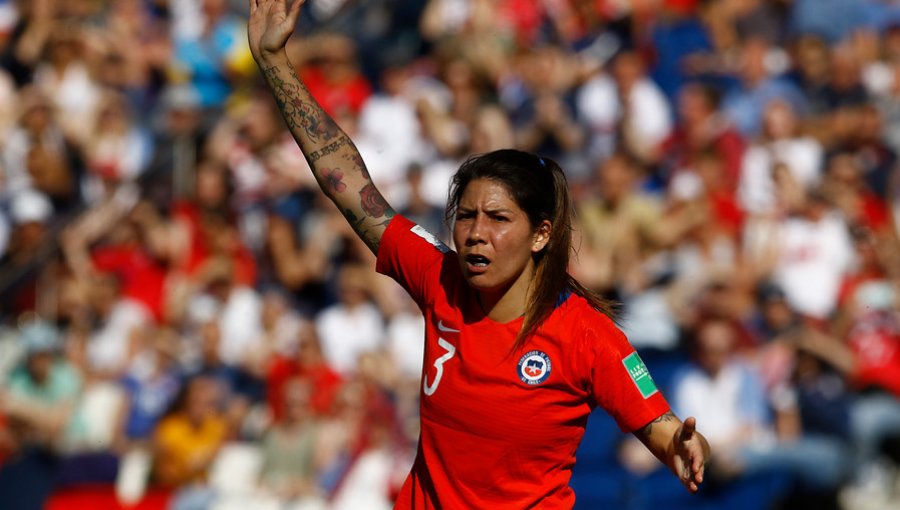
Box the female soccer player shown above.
[248,0,711,507]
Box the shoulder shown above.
[555,293,622,344]
[385,215,452,254]
[562,295,644,373]
[156,415,186,438]
[206,417,229,438]
[6,367,31,393]
[624,194,663,218]
[377,214,461,296]
[51,360,82,391]
[562,293,617,324]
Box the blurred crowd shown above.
[0,0,899,509]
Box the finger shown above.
[681,471,698,493]
[682,464,698,491]
[693,451,704,474]
[679,417,696,441]
[287,0,305,24]
[249,0,257,12]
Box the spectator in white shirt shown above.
[770,192,855,319]
[315,264,385,376]
[738,99,823,217]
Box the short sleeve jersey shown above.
[376,216,670,509]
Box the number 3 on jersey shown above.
[423,338,456,396]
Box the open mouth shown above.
[465,254,491,270]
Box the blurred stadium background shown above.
[0,0,899,509]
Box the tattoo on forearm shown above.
[343,207,395,253]
[359,183,390,218]
[262,66,339,142]
[359,228,381,253]
[322,168,347,193]
[263,62,392,255]
[309,137,350,163]
[343,152,370,179]
[639,411,676,436]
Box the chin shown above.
[463,273,513,296]
[463,273,491,289]
[458,259,525,296]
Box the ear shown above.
[532,220,551,253]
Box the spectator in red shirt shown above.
[171,162,257,288]
[267,322,342,422]
[659,82,745,193]
[297,33,372,119]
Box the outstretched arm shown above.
[633,412,710,494]
[248,0,394,254]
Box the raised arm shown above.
[248,0,394,254]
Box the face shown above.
[677,86,712,126]
[283,379,312,423]
[195,165,227,208]
[694,322,735,376]
[763,101,796,140]
[452,179,550,298]
[337,265,369,307]
[762,298,794,331]
[739,39,769,85]
[27,352,53,384]
[186,377,220,423]
[597,155,634,201]
[612,52,643,92]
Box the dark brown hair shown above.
[446,149,615,350]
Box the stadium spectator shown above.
[671,318,773,473]
[258,377,327,506]
[0,321,82,452]
[722,37,806,138]
[314,263,385,376]
[0,320,83,509]
[659,82,745,193]
[153,376,228,488]
[116,328,182,445]
[738,98,823,217]
[763,190,855,320]
[171,0,254,110]
[3,87,70,199]
[266,321,342,421]
[575,151,670,293]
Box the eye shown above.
[490,214,509,222]
[455,211,474,221]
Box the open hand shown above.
[672,417,708,493]
[248,0,305,61]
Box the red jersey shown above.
[848,311,900,397]
[376,216,670,509]
[93,244,167,322]
[266,355,343,420]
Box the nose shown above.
[465,215,487,246]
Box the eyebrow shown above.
[457,206,514,215]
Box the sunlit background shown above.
[0,0,898,509]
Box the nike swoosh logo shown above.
[437,320,460,333]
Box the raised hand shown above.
[248,0,305,61]
[672,417,708,493]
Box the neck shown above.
[477,263,535,323]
